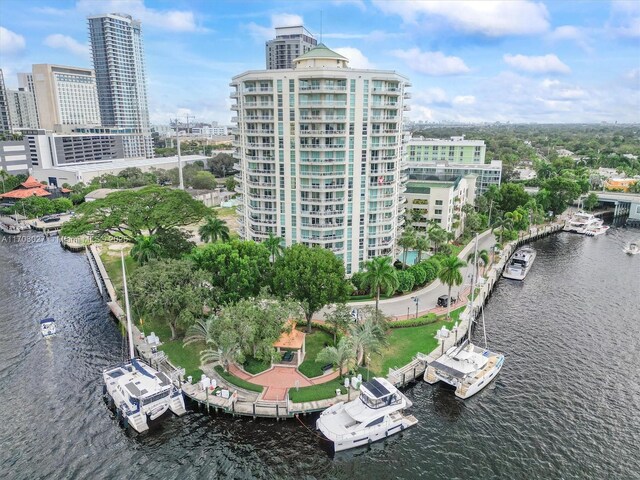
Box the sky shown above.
[0,0,639,125]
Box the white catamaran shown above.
[424,235,505,399]
[102,252,186,433]
[316,377,418,452]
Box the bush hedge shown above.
[396,270,415,293]
[390,313,438,328]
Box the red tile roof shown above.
[60,188,72,193]
[20,176,46,189]
[0,188,51,199]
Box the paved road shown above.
[316,230,498,320]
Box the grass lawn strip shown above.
[297,328,334,378]
[243,356,271,375]
[289,367,373,403]
[214,366,263,393]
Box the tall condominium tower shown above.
[266,26,317,70]
[231,44,410,274]
[88,13,153,158]
[0,69,11,134]
[31,64,101,130]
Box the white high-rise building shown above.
[0,69,11,134]
[266,26,317,70]
[31,64,101,130]
[231,44,411,274]
[88,13,153,158]
[6,88,39,129]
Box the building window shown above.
[435,200,443,206]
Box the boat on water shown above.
[424,234,505,399]
[102,252,186,433]
[503,246,536,281]
[40,318,56,337]
[0,221,20,235]
[563,211,606,235]
[316,377,418,452]
[623,242,640,255]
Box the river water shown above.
[0,228,639,480]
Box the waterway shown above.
[0,228,638,479]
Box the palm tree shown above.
[361,257,399,314]
[428,224,448,254]
[264,233,283,263]
[316,338,355,376]
[130,235,161,265]
[467,248,489,285]
[398,229,416,265]
[437,255,467,321]
[349,318,387,366]
[491,216,513,245]
[415,236,430,263]
[198,216,230,243]
[0,169,9,193]
[184,318,241,372]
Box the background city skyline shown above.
[1,0,638,125]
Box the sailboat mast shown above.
[467,234,479,340]
[121,251,135,360]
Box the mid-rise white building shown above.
[231,44,410,274]
[6,88,39,129]
[88,13,153,158]
[0,69,11,134]
[31,64,101,130]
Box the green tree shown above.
[225,177,237,192]
[398,229,416,265]
[155,227,196,259]
[130,259,208,340]
[60,186,208,241]
[325,304,353,345]
[184,317,241,372]
[198,216,230,243]
[130,235,162,265]
[583,192,599,211]
[272,244,351,332]
[428,224,448,254]
[316,338,355,376]
[396,270,415,293]
[190,240,271,305]
[13,196,55,218]
[408,264,427,286]
[52,197,73,213]
[360,256,399,314]
[467,247,490,285]
[263,233,284,263]
[498,183,530,213]
[437,255,467,321]
[414,236,430,263]
[191,171,217,190]
[349,315,388,367]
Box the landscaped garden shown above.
[297,328,334,378]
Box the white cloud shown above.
[333,47,373,69]
[503,54,571,74]
[373,0,549,36]
[247,13,304,41]
[392,48,470,76]
[0,27,26,55]
[44,34,89,58]
[331,0,366,11]
[548,25,592,52]
[625,68,640,82]
[607,0,640,38]
[76,0,203,32]
[452,95,476,105]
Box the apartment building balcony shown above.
[371,102,398,108]
[233,163,241,170]
[299,171,346,178]
[300,196,346,204]
[299,129,347,136]
[298,85,348,92]
[233,174,242,183]
[246,143,275,149]
[403,105,411,111]
[244,87,273,93]
[303,209,345,217]
[398,196,407,204]
[245,115,274,121]
[368,180,395,188]
[403,92,411,99]
[248,204,277,213]
[231,116,238,123]
[371,86,399,93]
[370,115,398,121]
[371,155,399,162]
[230,91,239,98]
[299,157,347,165]
[234,184,243,194]
[369,203,395,214]
[369,191,395,199]
[244,102,275,108]
[299,115,348,122]
[246,129,275,134]
[301,222,346,230]
[299,143,347,150]
[231,104,239,111]
[299,100,348,108]
[400,174,409,183]
[247,194,277,200]
[246,167,276,175]
[302,183,346,190]
[244,155,275,162]
[248,227,272,238]
[370,142,399,148]
[245,179,277,188]
[397,207,407,217]
[301,233,345,241]
[249,217,277,226]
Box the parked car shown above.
[437,295,457,307]
[41,214,61,223]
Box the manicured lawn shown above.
[370,307,465,376]
[289,367,373,403]
[214,365,263,393]
[214,206,237,217]
[100,248,137,297]
[243,356,271,375]
[297,329,334,378]
[159,340,204,381]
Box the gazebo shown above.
[0,176,51,204]
[273,322,306,367]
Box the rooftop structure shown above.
[266,25,317,70]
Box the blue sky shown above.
[0,0,639,124]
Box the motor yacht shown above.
[0,221,20,235]
[502,246,536,281]
[103,252,186,433]
[316,378,418,452]
[563,211,604,234]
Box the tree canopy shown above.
[60,186,209,241]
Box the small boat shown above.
[623,242,640,255]
[584,224,609,236]
[40,318,56,337]
[563,211,604,235]
[103,252,186,433]
[0,221,20,235]
[503,246,536,281]
[316,377,418,452]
